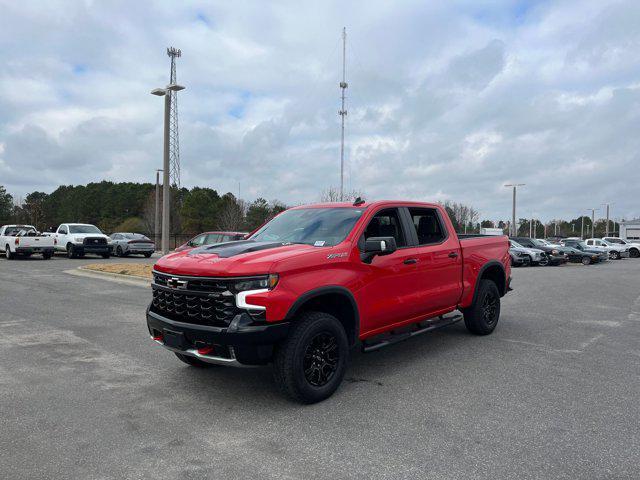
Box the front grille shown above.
[83,237,106,245]
[150,273,241,327]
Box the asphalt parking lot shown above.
[1,255,639,479]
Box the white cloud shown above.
[0,0,639,221]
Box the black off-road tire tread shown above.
[462,279,500,336]
[273,311,348,404]
[174,352,214,368]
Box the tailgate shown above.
[18,236,55,248]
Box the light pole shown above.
[504,184,525,236]
[155,169,162,248]
[151,83,185,253]
[602,203,611,237]
[587,208,597,239]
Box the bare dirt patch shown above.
[82,263,153,279]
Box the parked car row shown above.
[1,222,250,260]
[508,235,637,267]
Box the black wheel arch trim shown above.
[470,260,508,306]
[284,285,360,346]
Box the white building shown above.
[619,219,640,241]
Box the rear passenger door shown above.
[404,207,462,317]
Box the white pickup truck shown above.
[585,238,630,260]
[54,223,112,259]
[0,224,55,259]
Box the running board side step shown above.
[361,313,463,353]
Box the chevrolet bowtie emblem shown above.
[167,277,188,289]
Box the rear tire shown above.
[273,311,348,404]
[462,279,501,335]
[174,352,214,368]
[630,248,639,258]
[101,253,110,259]
[5,245,14,260]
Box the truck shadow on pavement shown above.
[142,321,479,407]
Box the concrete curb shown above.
[65,267,151,287]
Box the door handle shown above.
[448,251,459,258]
[403,258,418,265]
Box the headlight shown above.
[233,274,279,292]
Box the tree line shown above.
[0,182,623,238]
[0,182,286,235]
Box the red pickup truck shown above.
[148,200,511,403]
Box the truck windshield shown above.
[249,208,364,247]
[69,225,102,234]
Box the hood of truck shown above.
[153,240,316,276]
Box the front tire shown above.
[581,256,591,265]
[116,246,123,257]
[144,252,153,258]
[67,244,76,259]
[462,279,501,335]
[43,252,52,260]
[101,252,110,259]
[273,311,348,404]
[538,255,549,266]
[610,251,620,260]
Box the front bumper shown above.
[146,308,290,366]
[546,254,568,265]
[77,244,110,254]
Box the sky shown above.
[0,0,639,222]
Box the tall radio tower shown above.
[338,27,348,201]
[167,47,182,188]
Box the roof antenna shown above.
[353,196,365,206]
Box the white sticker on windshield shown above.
[314,241,326,247]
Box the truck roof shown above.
[289,200,440,210]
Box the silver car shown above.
[509,240,548,265]
[110,233,155,257]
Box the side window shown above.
[221,235,233,242]
[189,234,206,247]
[363,208,407,248]
[205,234,222,244]
[59,226,68,235]
[408,208,446,245]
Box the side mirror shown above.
[362,236,397,264]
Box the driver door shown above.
[355,207,425,335]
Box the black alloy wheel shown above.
[481,290,499,328]
[303,332,339,387]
